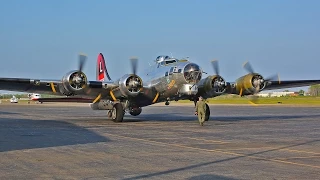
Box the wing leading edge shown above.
[0,77,118,100]
[264,80,320,91]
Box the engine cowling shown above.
[60,70,88,96]
[197,75,227,97]
[235,73,265,95]
[112,74,143,98]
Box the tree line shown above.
[308,84,320,96]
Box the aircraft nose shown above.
[183,63,202,83]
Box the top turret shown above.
[155,55,171,63]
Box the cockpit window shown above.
[169,67,174,74]
[156,55,170,63]
[158,58,177,66]
[165,59,177,65]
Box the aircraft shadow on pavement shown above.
[213,114,320,122]
[0,118,109,152]
[124,113,198,122]
[0,111,20,115]
[123,113,320,122]
[187,174,239,180]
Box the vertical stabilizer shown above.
[96,53,112,81]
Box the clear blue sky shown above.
[0,0,319,92]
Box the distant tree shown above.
[298,89,305,96]
[283,90,289,92]
[308,84,320,96]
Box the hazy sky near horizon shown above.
[0,0,320,92]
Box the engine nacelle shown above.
[235,73,265,95]
[112,74,143,98]
[60,70,88,96]
[197,75,227,97]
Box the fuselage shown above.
[90,55,204,109]
[140,56,202,102]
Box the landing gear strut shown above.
[107,110,112,118]
[111,103,124,122]
[165,97,170,106]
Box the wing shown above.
[0,77,61,95]
[0,77,117,100]
[197,60,320,98]
[196,76,320,98]
[0,74,157,106]
[264,80,320,90]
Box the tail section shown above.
[96,53,112,81]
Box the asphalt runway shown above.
[0,103,319,179]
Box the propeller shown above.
[210,59,227,93]
[242,61,280,105]
[130,56,138,75]
[78,54,87,73]
[211,60,220,76]
[243,61,255,74]
[127,56,142,91]
[70,53,88,90]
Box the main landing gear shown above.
[107,103,124,122]
[106,103,142,122]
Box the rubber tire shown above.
[112,103,124,122]
[129,107,142,116]
[205,103,210,121]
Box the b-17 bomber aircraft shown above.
[1,53,320,122]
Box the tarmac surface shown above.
[0,102,319,179]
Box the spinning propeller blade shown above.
[79,54,87,73]
[243,61,255,74]
[211,60,220,75]
[130,57,138,75]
